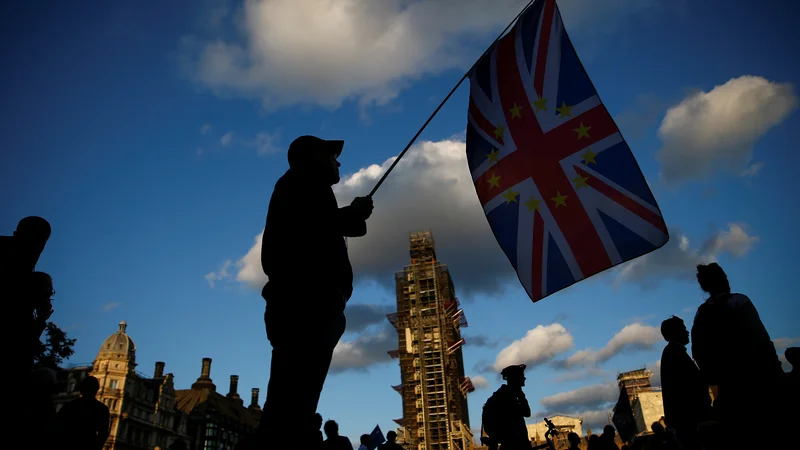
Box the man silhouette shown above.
[691,262,785,447]
[482,364,531,450]
[57,376,110,450]
[378,431,403,450]
[257,135,374,446]
[323,420,354,450]
[660,316,710,449]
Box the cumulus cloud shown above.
[344,303,393,334]
[214,137,521,295]
[616,223,758,288]
[471,375,489,390]
[180,0,660,109]
[540,382,618,412]
[493,324,574,371]
[740,162,765,179]
[330,326,395,372]
[220,131,233,146]
[656,75,797,183]
[200,123,212,134]
[557,323,661,368]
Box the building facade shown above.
[387,232,475,450]
[53,321,191,450]
[175,358,263,450]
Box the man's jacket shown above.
[261,169,366,310]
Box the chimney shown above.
[191,357,216,392]
[201,357,212,378]
[154,361,165,378]
[226,375,243,405]
[249,388,262,411]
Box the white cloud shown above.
[205,260,233,288]
[220,131,233,146]
[200,123,213,134]
[562,323,661,368]
[740,162,765,179]
[221,137,519,295]
[616,224,758,288]
[102,302,121,312]
[249,130,281,155]
[657,75,797,183]
[330,326,395,372]
[471,375,489,390]
[493,324,574,371]
[540,382,618,412]
[180,0,660,109]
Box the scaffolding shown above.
[387,232,475,450]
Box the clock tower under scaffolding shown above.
[387,232,475,450]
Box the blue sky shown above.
[3,0,799,442]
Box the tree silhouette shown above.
[33,322,76,369]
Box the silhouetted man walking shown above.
[482,364,531,450]
[257,136,374,447]
[660,316,710,449]
[57,376,110,450]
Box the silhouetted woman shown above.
[690,263,785,446]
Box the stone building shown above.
[632,389,665,434]
[175,357,263,450]
[53,321,190,450]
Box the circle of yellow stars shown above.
[482,100,599,212]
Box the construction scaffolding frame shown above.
[387,232,475,450]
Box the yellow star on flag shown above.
[494,125,505,139]
[572,174,590,189]
[531,97,548,112]
[487,173,501,189]
[551,191,568,207]
[581,148,597,165]
[524,196,541,212]
[487,148,499,163]
[509,103,523,119]
[556,102,573,118]
[574,122,591,139]
[502,188,519,204]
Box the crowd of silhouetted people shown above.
[2,216,113,450]
[653,262,799,450]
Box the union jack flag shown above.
[466,0,668,302]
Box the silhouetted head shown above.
[602,425,616,438]
[786,347,800,370]
[661,316,689,345]
[14,216,51,245]
[360,434,370,445]
[651,422,665,435]
[501,364,526,387]
[588,434,599,443]
[287,135,343,185]
[79,376,101,397]
[314,413,323,429]
[324,420,339,438]
[567,432,581,446]
[28,271,55,303]
[387,431,397,442]
[696,263,730,296]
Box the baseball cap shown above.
[287,135,344,167]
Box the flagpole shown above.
[367,0,536,198]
